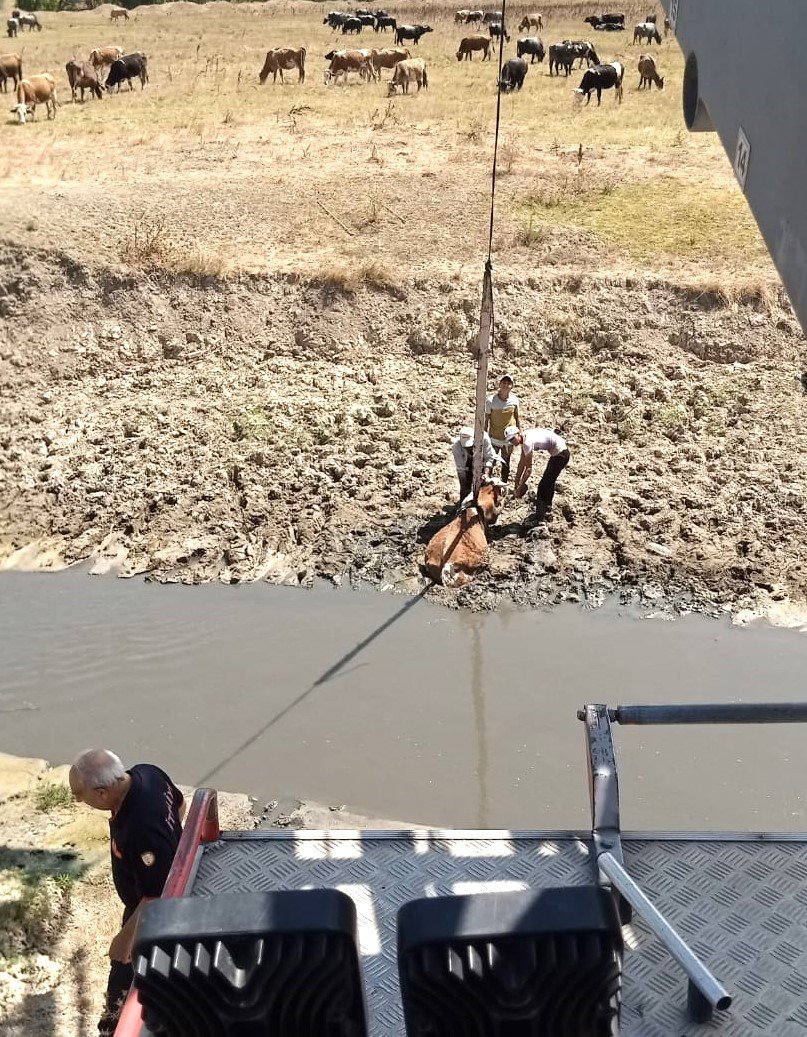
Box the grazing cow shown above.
[516,36,544,63]
[66,59,104,100]
[637,53,663,88]
[575,60,623,104]
[89,46,124,72]
[518,12,543,31]
[0,52,22,92]
[465,9,484,22]
[341,16,362,33]
[454,9,471,22]
[488,21,509,41]
[258,46,306,84]
[570,39,599,66]
[324,12,349,29]
[17,12,41,31]
[13,73,57,122]
[7,17,19,38]
[374,14,396,31]
[324,49,374,83]
[370,46,409,75]
[499,55,527,91]
[456,33,491,60]
[633,21,661,44]
[387,56,427,94]
[423,481,505,587]
[395,24,432,45]
[105,52,148,91]
[110,6,129,20]
[356,13,375,26]
[549,41,596,75]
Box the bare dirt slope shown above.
[1,241,806,623]
[1,0,806,623]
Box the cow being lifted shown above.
[575,60,623,104]
[423,480,505,587]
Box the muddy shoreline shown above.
[2,242,806,625]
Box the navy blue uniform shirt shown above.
[109,764,183,912]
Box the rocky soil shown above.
[2,242,807,623]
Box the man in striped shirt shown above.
[505,426,570,520]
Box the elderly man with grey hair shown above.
[69,749,184,1036]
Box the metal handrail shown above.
[611,702,807,726]
[598,851,732,1018]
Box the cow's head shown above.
[477,479,505,523]
[11,101,28,124]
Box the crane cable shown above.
[471,0,508,501]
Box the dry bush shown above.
[121,216,235,278]
[309,260,400,295]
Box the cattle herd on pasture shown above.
[1,4,672,126]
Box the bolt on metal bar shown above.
[611,702,807,726]
[598,851,732,1014]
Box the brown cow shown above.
[423,481,504,587]
[456,33,491,60]
[324,49,374,84]
[518,12,544,31]
[637,53,664,89]
[258,46,306,84]
[0,52,22,93]
[110,6,129,20]
[387,56,427,94]
[89,46,123,72]
[369,46,409,76]
[13,73,57,122]
[66,59,104,101]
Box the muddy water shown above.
[1,572,806,831]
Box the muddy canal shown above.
[1,572,805,831]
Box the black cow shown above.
[645,13,657,22]
[584,12,624,29]
[548,43,577,75]
[395,23,432,44]
[488,21,509,40]
[374,14,396,31]
[105,52,148,91]
[341,16,362,32]
[499,56,527,91]
[356,13,375,26]
[482,10,501,23]
[575,60,623,104]
[324,12,349,29]
[516,36,544,63]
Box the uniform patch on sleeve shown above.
[140,851,156,867]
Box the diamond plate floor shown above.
[190,831,807,1036]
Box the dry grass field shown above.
[1,0,771,286]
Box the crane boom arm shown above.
[661,0,807,333]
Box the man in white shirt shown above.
[505,426,570,519]
[451,426,500,502]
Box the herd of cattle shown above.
[2,5,671,124]
[1,41,149,123]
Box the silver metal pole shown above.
[598,852,732,1012]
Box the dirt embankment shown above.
[1,243,806,623]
